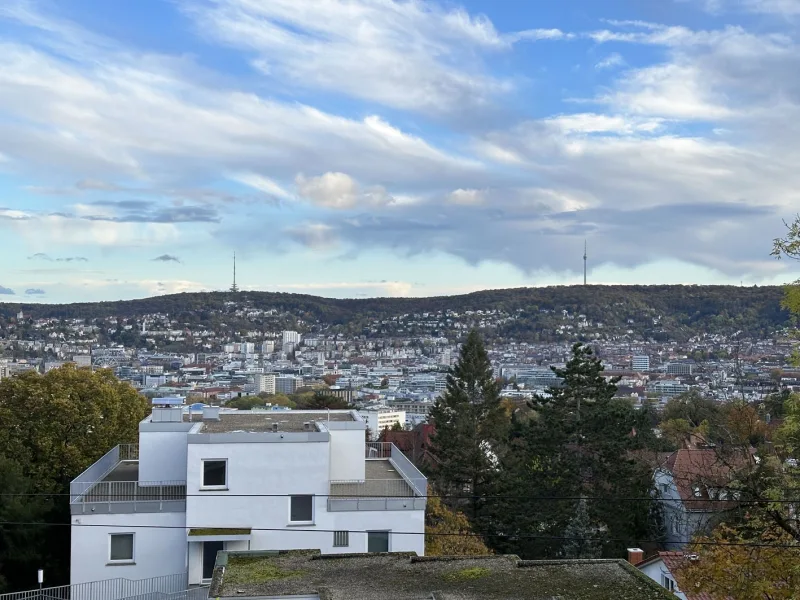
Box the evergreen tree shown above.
[561,498,604,559]
[428,330,507,519]
[484,342,660,559]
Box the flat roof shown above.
[188,411,357,433]
[210,551,675,599]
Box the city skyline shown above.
[2,0,800,303]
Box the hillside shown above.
[0,285,792,343]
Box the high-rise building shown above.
[282,331,301,346]
[262,340,276,354]
[276,375,301,395]
[632,355,650,372]
[256,374,276,395]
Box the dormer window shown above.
[692,484,702,498]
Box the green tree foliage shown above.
[484,343,661,559]
[293,390,352,410]
[773,214,800,364]
[428,330,507,519]
[560,498,604,559]
[0,365,149,590]
[662,390,722,428]
[0,455,53,593]
[425,489,492,557]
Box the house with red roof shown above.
[637,551,710,600]
[655,448,753,549]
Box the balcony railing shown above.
[70,444,186,515]
[329,442,427,512]
[330,479,416,498]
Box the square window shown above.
[661,574,676,591]
[367,531,389,553]
[202,460,227,488]
[109,533,134,562]
[333,531,349,547]
[290,495,313,522]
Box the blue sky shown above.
[1,0,800,303]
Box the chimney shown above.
[627,548,644,565]
[272,423,279,432]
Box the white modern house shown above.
[69,399,427,586]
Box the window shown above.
[202,459,227,488]
[290,495,313,522]
[367,531,389,553]
[109,533,134,562]
[661,574,676,592]
[333,531,349,547]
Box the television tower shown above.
[230,252,239,293]
[583,240,587,286]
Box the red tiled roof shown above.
[661,448,754,511]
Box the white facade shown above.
[70,406,426,587]
[638,556,688,599]
[255,374,276,394]
[282,331,301,346]
[359,408,406,437]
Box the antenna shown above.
[583,240,587,286]
[230,252,239,293]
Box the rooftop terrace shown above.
[187,410,357,433]
[210,551,676,600]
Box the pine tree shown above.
[428,330,506,519]
[561,498,604,559]
[484,342,659,559]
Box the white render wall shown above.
[639,560,688,599]
[138,430,189,482]
[329,429,366,481]
[70,511,187,585]
[186,440,332,530]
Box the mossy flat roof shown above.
[188,528,251,536]
[210,551,677,600]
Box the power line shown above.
[0,520,798,549]
[4,491,800,504]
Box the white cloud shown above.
[0,207,180,246]
[183,0,566,115]
[227,172,294,200]
[284,222,340,250]
[595,53,625,70]
[270,280,414,297]
[448,189,485,205]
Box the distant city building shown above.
[327,386,354,404]
[275,375,301,395]
[667,362,693,376]
[262,340,276,354]
[282,331,301,346]
[256,374,276,395]
[359,407,406,438]
[632,355,650,372]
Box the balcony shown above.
[70,444,187,515]
[328,442,427,512]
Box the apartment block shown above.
[69,400,426,586]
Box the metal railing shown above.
[70,446,124,493]
[365,442,392,459]
[119,444,139,461]
[72,480,187,504]
[0,573,207,600]
[330,478,415,497]
[390,444,427,498]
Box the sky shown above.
[1,0,800,303]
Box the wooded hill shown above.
[0,285,792,342]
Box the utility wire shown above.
[0,520,798,549]
[3,491,799,503]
